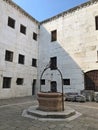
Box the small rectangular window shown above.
[95,16,98,30]
[8,17,15,29]
[32,58,37,67]
[18,54,25,64]
[50,57,57,70]
[16,78,24,85]
[33,32,37,41]
[63,79,70,85]
[5,50,13,62]
[3,77,11,88]
[41,79,45,85]
[51,30,57,42]
[20,24,26,34]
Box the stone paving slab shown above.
[0,96,36,106]
[0,96,98,130]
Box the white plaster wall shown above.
[38,2,98,93]
[0,0,39,99]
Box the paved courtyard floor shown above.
[0,96,98,130]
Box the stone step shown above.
[27,105,76,119]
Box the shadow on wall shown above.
[38,24,85,94]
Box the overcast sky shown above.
[12,0,89,22]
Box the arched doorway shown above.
[84,70,98,92]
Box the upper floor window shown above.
[5,50,13,62]
[8,17,15,29]
[20,24,26,34]
[51,30,57,42]
[50,57,57,70]
[32,58,37,67]
[3,77,11,88]
[33,32,37,41]
[95,16,98,30]
[18,54,25,64]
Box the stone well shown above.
[37,92,63,111]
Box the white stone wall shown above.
[1,0,98,99]
[38,2,98,93]
[0,0,39,99]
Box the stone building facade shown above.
[0,0,39,98]
[39,0,98,94]
[0,0,98,99]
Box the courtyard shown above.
[0,96,98,130]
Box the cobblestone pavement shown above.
[0,96,98,130]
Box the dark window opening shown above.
[8,17,15,29]
[32,79,36,95]
[32,58,37,67]
[41,79,45,85]
[50,57,57,70]
[3,77,11,88]
[16,78,24,85]
[20,24,26,34]
[33,32,37,41]
[5,50,13,62]
[95,16,98,30]
[18,54,25,64]
[63,79,70,85]
[51,30,57,42]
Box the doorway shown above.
[50,81,57,92]
[32,79,36,95]
[85,70,98,91]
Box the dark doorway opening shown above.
[51,81,57,92]
[32,79,36,95]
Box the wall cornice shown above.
[3,0,39,24]
[40,0,98,24]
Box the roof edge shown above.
[40,0,98,24]
[3,0,98,25]
[3,0,39,24]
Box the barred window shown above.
[20,24,26,34]
[18,54,25,64]
[50,57,57,70]
[32,58,37,67]
[5,50,13,62]
[51,30,57,42]
[8,17,15,29]
[16,78,24,85]
[3,77,11,88]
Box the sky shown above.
[12,0,89,22]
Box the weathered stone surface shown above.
[0,0,38,99]
[37,92,63,111]
[0,97,98,130]
[1,0,98,99]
